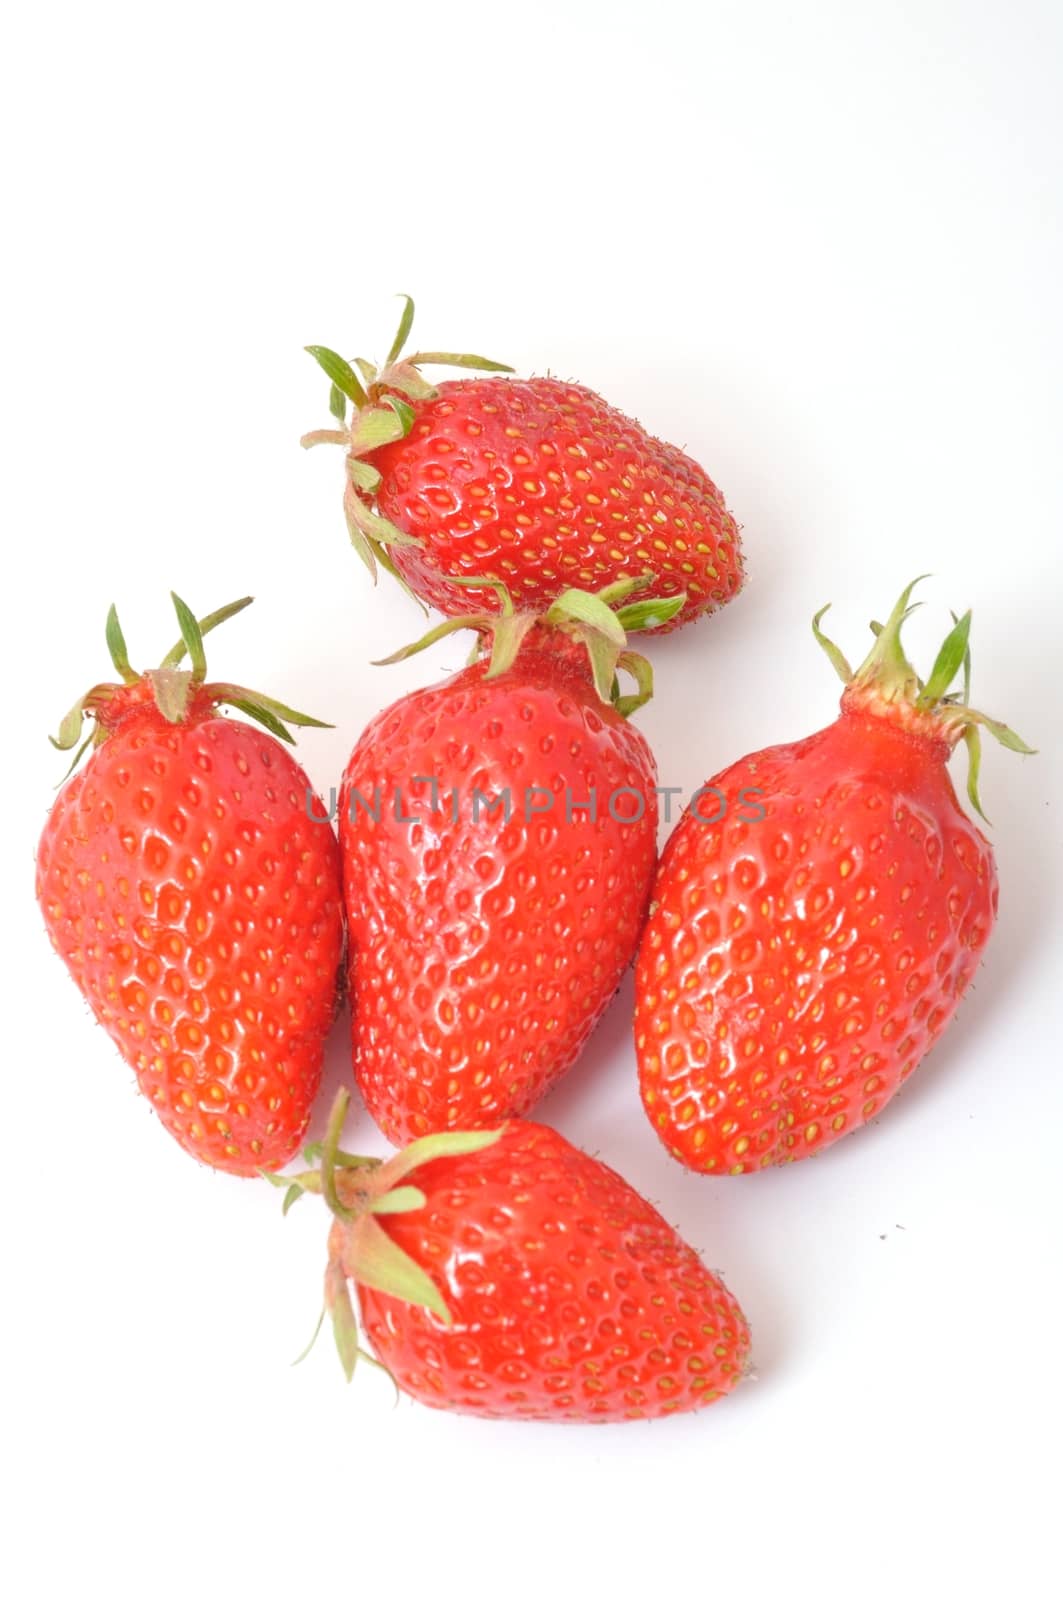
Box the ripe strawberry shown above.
[339,580,676,1144]
[301,297,743,629]
[635,580,1034,1173]
[276,1091,751,1422]
[36,595,344,1176]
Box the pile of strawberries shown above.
[36,300,1033,1424]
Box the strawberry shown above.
[276,1090,751,1422]
[301,297,743,629]
[635,580,1035,1173]
[36,595,345,1176]
[339,579,676,1144]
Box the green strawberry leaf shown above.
[614,593,686,632]
[346,458,382,494]
[613,650,655,718]
[368,1185,427,1216]
[170,593,207,680]
[381,393,416,433]
[345,1215,452,1324]
[382,361,437,401]
[378,1126,503,1187]
[143,668,193,724]
[348,405,408,456]
[407,350,514,373]
[328,1270,361,1382]
[305,345,368,408]
[917,609,972,707]
[105,604,137,684]
[811,604,854,684]
[292,1304,326,1367]
[386,294,416,367]
[546,588,627,646]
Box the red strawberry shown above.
[635,581,1034,1173]
[339,580,674,1144]
[301,297,743,629]
[36,595,344,1175]
[276,1091,751,1423]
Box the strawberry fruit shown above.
[276,1090,751,1422]
[339,579,676,1144]
[36,595,344,1175]
[302,297,743,629]
[635,580,1034,1173]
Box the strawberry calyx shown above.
[50,593,331,782]
[813,576,1035,820]
[300,295,513,582]
[371,575,684,718]
[266,1088,502,1383]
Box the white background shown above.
[4,2,1061,1595]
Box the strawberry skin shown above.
[348,1119,751,1422]
[37,604,345,1177]
[340,628,659,1144]
[368,377,743,626]
[637,713,995,1172]
[634,585,1030,1174]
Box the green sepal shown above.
[811,604,854,684]
[613,592,686,632]
[170,592,207,680]
[222,687,330,730]
[918,610,972,708]
[226,698,295,744]
[348,404,408,456]
[344,483,422,548]
[381,392,416,433]
[594,576,651,608]
[143,668,193,724]
[382,361,437,401]
[303,1141,381,1172]
[385,294,416,367]
[376,1126,504,1188]
[49,690,99,752]
[160,596,254,669]
[546,587,626,646]
[327,1264,361,1382]
[305,345,368,409]
[292,1304,326,1366]
[343,483,380,577]
[959,709,1036,755]
[612,650,655,718]
[53,731,94,786]
[950,610,972,706]
[346,458,383,494]
[963,724,989,823]
[368,1185,427,1216]
[820,578,1036,824]
[329,384,347,423]
[483,613,536,678]
[105,605,137,684]
[300,427,349,450]
[344,1214,452,1324]
[354,357,379,388]
[407,350,514,373]
[372,613,491,667]
[582,632,622,703]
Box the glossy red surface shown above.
[636,706,997,1172]
[354,1120,750,1421]
[36,697,344,1173]
[340,632,659,1143]
[369,376,743,626]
